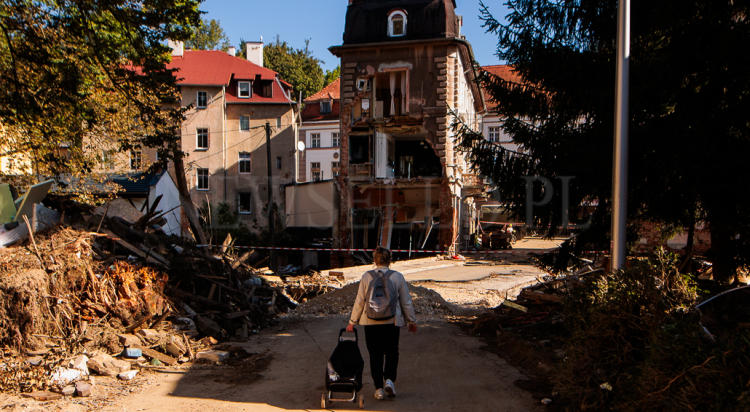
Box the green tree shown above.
[0,0,207,243]
[324,65,340,86]
[259,37,324,100]
[456,0,750,282]
[185,18,230,51]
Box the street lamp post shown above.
[611,0,630,271]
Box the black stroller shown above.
[321,328,365,409]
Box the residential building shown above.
[167,42,298,230]
[298,78,341,182]
[328,0,486,255]
[480,65,522,152]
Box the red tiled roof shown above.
[481,65,523,110]
[304,78,340,102]
[301,100,340,122]
[168,50,293,104]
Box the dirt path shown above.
[99,315,538,412]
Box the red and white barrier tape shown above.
[195,244,554,255]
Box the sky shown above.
[200,0,511,72]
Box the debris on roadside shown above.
[0,193,344,396]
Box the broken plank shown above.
[103,230,169,268]
[137,346,178,366]
[231,250,256,270]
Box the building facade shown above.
[298,78,341,182]
[168,43,298,230]
[329,0,486,254]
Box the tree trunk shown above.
[172,150,207,245]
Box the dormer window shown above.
[238,81,252,98]
[320,100,332,114]
[388,10,407,37]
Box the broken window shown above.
[375,71,407,118]
[394,139,442,178]
[238,192,252,214]
[349,135,371,164]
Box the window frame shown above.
[238,192,252,215]
[276,156,282,170]
[331,132,340,147]
[196,168,209,190]
[130,150,142,171]
[311,161,321,181]
[320,100,332,114]
[332,161,340,177]
[239,152,251,174]
[196,91,208,109]
[487,126,502,143]
[196,128,209,150]
[310,132,321,148]
[237,81,252,98]
[239,116,250,132]
[388,10,407,37]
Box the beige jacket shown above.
[349,267,417,327]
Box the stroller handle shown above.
[338,327,358,342]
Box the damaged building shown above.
[328,0,486,255]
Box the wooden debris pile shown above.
[0,211,318,394]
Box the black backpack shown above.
[365,270,398,320]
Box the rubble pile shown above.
[294,281,456,318]
[0,199,307,394]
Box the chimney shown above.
[227,46,236,56]
[245,41,264,67]
[167,39,183,57]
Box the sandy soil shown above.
[1,256,553,412]
[96,316,539,412]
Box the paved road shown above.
[104,317,539,412]
[323,238,563,284]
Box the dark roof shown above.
[111,171,164,196]
[343,0,459,45]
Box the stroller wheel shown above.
[358,393,365,408]
[321,392,327,409]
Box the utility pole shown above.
[265,122,275,270]
[611,0,630,271]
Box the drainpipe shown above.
[222,85,227,203]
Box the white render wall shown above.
[299,121,340,182]
[482,114,521,153]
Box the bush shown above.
[556,249,749,411]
